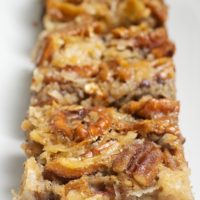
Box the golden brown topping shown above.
[112,141,163,186]
[122,97,179,119]
[25,99,181,152]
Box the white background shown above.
[0,0,199,199]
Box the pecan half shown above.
[112,141,163,186]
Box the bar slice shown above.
[44,0,168,32]
[13,1,194,199]
[31,24,175,107]
[15,98,193,200]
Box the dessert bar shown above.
[31,25,175,107]
[15,98,193,200]
[13,0,193,199]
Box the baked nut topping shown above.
[21,98,180,148]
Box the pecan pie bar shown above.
[14,0,193,199]
[14,98,193,200]
[31,25,175,107]
[44,0,168,32]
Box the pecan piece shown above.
[145,0,168,23]
[50,107,112,142]
[51,111,73,139]
[112,141,163,186]
[132,119,180,137]
[35,35,58,66]
[46,0,84,20]
[122,97,179,119]
[135,28,167,48]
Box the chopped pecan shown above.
[145,0,168,24]
[122,0,150,22]
[46,0,84,20]
[115,65,132,81]
[121,97,179,119]
[111,27,130,38]
[51,107,87,133]
[153,41,175,58]
[35,35,57,66]
[136,28,166,48]
[98,63,110,81]
[132,119,180,137]
[22,142,43,157]
[153,58,175,82]
[51,111,73,139]
[135,27,175,57]
[51,107,112,142]
[163,149,179,170]
[112,141,163,186]
[74,124,88,142]
[66,65,98,78]
[88,116,111,137]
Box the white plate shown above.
[0,0,199,199]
